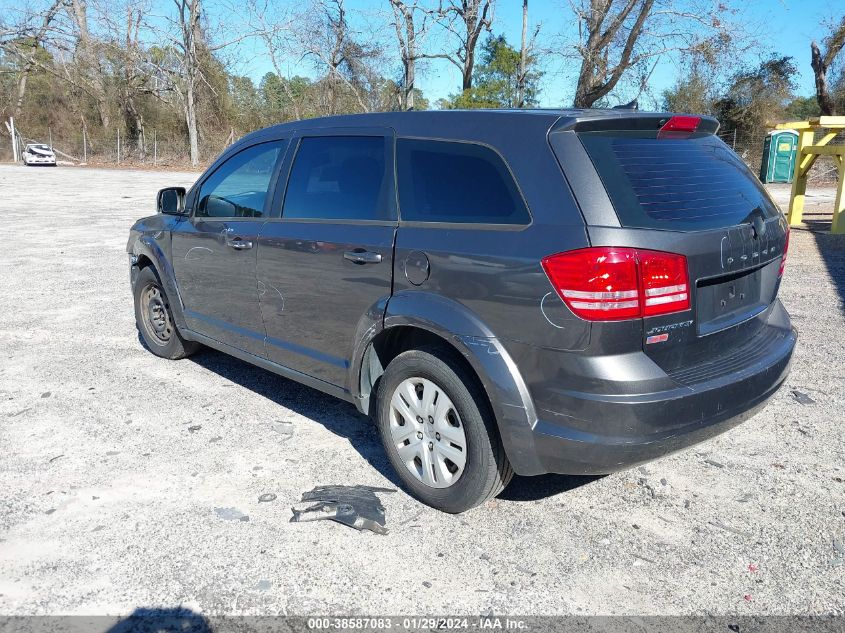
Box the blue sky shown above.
[224,0,836,107]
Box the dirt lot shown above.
[0,165,843,617]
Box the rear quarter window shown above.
[396,138,530,225]
[578,132,780,231]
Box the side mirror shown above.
[157,187,187,215]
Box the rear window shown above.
[578,132,779,230]
[397,139,530,224]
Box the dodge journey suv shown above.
[127,110,796,513]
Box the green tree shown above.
[662,67,713,114]
[448,34,541,108]
[713,56,797,135]
[784,96,821,121]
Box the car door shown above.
[172,139,287,356]
[257,128,397,390]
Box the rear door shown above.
[257,128,397,390]
[550,117,789,371]
[172,140,287,355]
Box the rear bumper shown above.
[521,302,796,475]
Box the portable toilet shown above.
[760,129,798,183]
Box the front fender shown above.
[128,230,188,332]
[359,290,545,476]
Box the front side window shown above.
[282,136,391,221]
[396,139,530,224]
[196,141,285,218]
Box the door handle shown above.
[344,249,382,264]
[227,237,253,250]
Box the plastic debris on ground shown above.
[290,485,396,535]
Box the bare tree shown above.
[149,0,246,165]
[436,0,494,91]
[516,0,540,108]
[68,0,111,127]
[569,0,735,108]
[4,1,64,119]
[387,0,435,110]
[571,0,654,108]
[247,0,302,120]
[811,16,845,116]
[300,0,376,114]
[115,1,151,157]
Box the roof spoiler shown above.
[550,112,720,135]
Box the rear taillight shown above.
[779,227,790,277]
[541,247,690,322]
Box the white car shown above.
[22,143,57,166]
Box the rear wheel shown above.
[134,266,198,360]
[375,347,513,513]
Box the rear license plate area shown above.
[696,267,765,336]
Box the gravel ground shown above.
[0,165,843,617]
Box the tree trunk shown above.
[572,0,655,108]
[811,40,835,116]
[125,97,145,160]
[462,57,473,91]
[12,0,63,119]
[185,80,199,166]
[405,60,415,109]
[14,69,30,119]
[405,16,416,110]
[70,0,110,128]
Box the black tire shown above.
[133,266,198,360]
[375,346,513,513]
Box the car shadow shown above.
[803,213,845,315]
[187,346,598,503]
[187,346,403,487]
[104,606,212,633]
[500,473,603,501]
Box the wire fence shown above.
[717,129,841,185]
[0,123,841,184]
[0,124,237,170]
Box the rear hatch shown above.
[549,113,789,375]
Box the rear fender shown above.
[355,290,544,476]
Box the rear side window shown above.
[196,141,284,218]
[397,139,530,224]
[282,136,392,221]
[578,132,779,231]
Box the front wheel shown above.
[375,347,513,513]
[133,266,198,360]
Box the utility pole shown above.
[10,117,18,163]
[83,125,87,163]
[117,128,121,164]
[518,0,528,108]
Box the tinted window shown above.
[196,141,284,218]
[578,132,779,230]
[282,136,390,221]
[396,139,530,224]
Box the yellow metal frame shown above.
[775,116,845,234]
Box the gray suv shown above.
[127,110,796,513]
